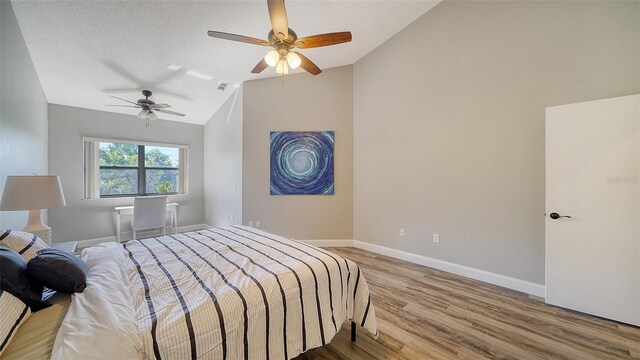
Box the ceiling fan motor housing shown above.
[268,28,297,52]
[138,90,156,108]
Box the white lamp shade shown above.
[276,59,289,74]
[264,50,280,67]
[286,52,301,69]
[138,110,148,120]
[0,175,66,211]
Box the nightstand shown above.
[50,241,79,253]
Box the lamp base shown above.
[28,228,52,245]
[22,209,52,245]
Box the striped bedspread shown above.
[51,226,377,360]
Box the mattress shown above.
[1,293,70,360]
[51,226,378,359]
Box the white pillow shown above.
[0,230,49,261]
[0,290,31,356]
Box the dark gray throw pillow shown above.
[27,248,88,293]
[0,247,49,311]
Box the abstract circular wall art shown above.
[270,131,334,195]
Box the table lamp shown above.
[0,175,66,244]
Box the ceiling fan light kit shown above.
[264,50,280,67]
[137,110,148,120]
[286,52,301,69]
[208,0,352,77]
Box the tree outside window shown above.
[99,142,180,197]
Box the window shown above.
[84,138,187,199]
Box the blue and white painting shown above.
[270,131,334,195]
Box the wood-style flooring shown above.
[294,247,640,360]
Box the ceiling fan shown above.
[207,0,352,76]
[105,90,185,126]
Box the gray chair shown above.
[132,196,167,240]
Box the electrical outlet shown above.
[433,234,440,244]
[400,228,405,237]
[249,221,254,227]
[256,221,261,228]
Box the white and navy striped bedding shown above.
[51,226,377,360]
[0,229,49,261]
[0,290,31,356]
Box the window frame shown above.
[84,137,188,199]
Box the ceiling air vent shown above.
[217,81,231,91]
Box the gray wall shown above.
[243,66,353,240]
[353,0,640,284]
[204,87,243,227]
[0,1,49,230]
[48,104,205,243]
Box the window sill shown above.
[100,193,180,199]
[83,193,189,201]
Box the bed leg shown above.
[351,321,356,342]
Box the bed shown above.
[5,226,378,359]
[1,293,70,360]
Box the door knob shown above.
[550,212,571,219]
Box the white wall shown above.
[204,87,243,227]
[353,0,640,284]
[48,104,205,243]
[0,1,48,230]
[242,66,354,240]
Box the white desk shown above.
[115,203,178,242]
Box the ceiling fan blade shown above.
[103,88,191,101]
[295,32,352,49]
[294,52,322,76]
[150,103,171,109]
[154,109,185,117]
[251,59,269,74]
[104,105,141,108]
[109,95,139,105]
[267,0,288,39]
[207,31,270,46]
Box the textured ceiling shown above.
[11,0,439,125]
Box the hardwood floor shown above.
[294,247,640,360]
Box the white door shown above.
[546,94,640,326]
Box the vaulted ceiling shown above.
[12,0,439,125]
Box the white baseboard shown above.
[255,235,544,297]
[353,240,545,297]
[76,223,211,248]
[298,237,544,296]
[299,239,354,247]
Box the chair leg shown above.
[351,321,357,342]
[132,230,136,241]
[162,226,166,236]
